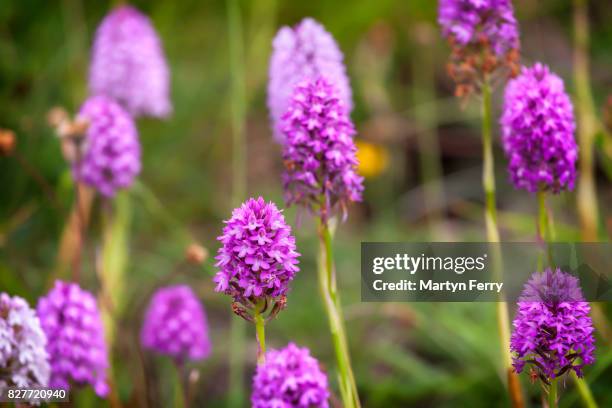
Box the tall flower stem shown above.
[482,80,524,408]
[254,307,266,365]
[227,0,247,405]
[537,192,548,241]
[537,192,554,267]
[412,27,445,238]
[174,362,188,408]
[317,218,360,408]
[571,371,598,408]
[573,0,600,241]
[549,378,558,408]
[574,0,611,345]
[481,80,499,243]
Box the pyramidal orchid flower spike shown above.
[141,285,211,363]
[37,281,109,397]
[0,293,50,392]
[252,342,330,408]
[438,0,520,97]
[214,197,300,321]
[281,76,363,221]
[511,268,595,383]
[268,18,352,143]
[215,197,299,365]
[501,63,578,194]
[74,95,141,198]
[89,5,171,118]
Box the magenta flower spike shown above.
[268,18,352,143]
[37,281,109,397]
[251,342,330,408]
[0,293,50,392]
[281,76,363,221]
[501,63,578,193]
[74,95,141,197]
[141,285,211,363]
[214,197,300,321]
[438,0,520,96]
[511,268,595,381]
[89,5,172,118]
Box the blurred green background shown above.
[1,0,611,407]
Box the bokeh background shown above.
[1,0,611,406]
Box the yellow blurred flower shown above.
[355,139,389,179]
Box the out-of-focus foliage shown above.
[0,0,611,407]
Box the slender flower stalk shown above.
[228,0,247,206]
[573,0,600,241]
[572,0,612,351]
[81,90,142,353]
[571,371,598,408]
[481,80,500,243]
[537,192,554,268]
[549,378,558,408]
[227,0,248,402]
[412,24,445,238]
[281,77,362,407]
[253,306,266,365]
[483,79,523,407]
[99,191,132,348]
[439,2,523,405]
[318,219,360,408]
[48,110,94,283]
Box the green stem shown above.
[537,191,548,242]
[573,0,600,241]
[254,307,266,365]
[481,80,499,243]
[481,80,524,408]
[228,0,247,206]
[549,378,558,408]
[537,191,554,268]
[412,32,445,238]
[571,371,598,408]
[227,0,247,406]
[174,362,188,408]
[227,0,246,407]
[317,218,361,408]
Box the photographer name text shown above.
[370,253,503,294]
